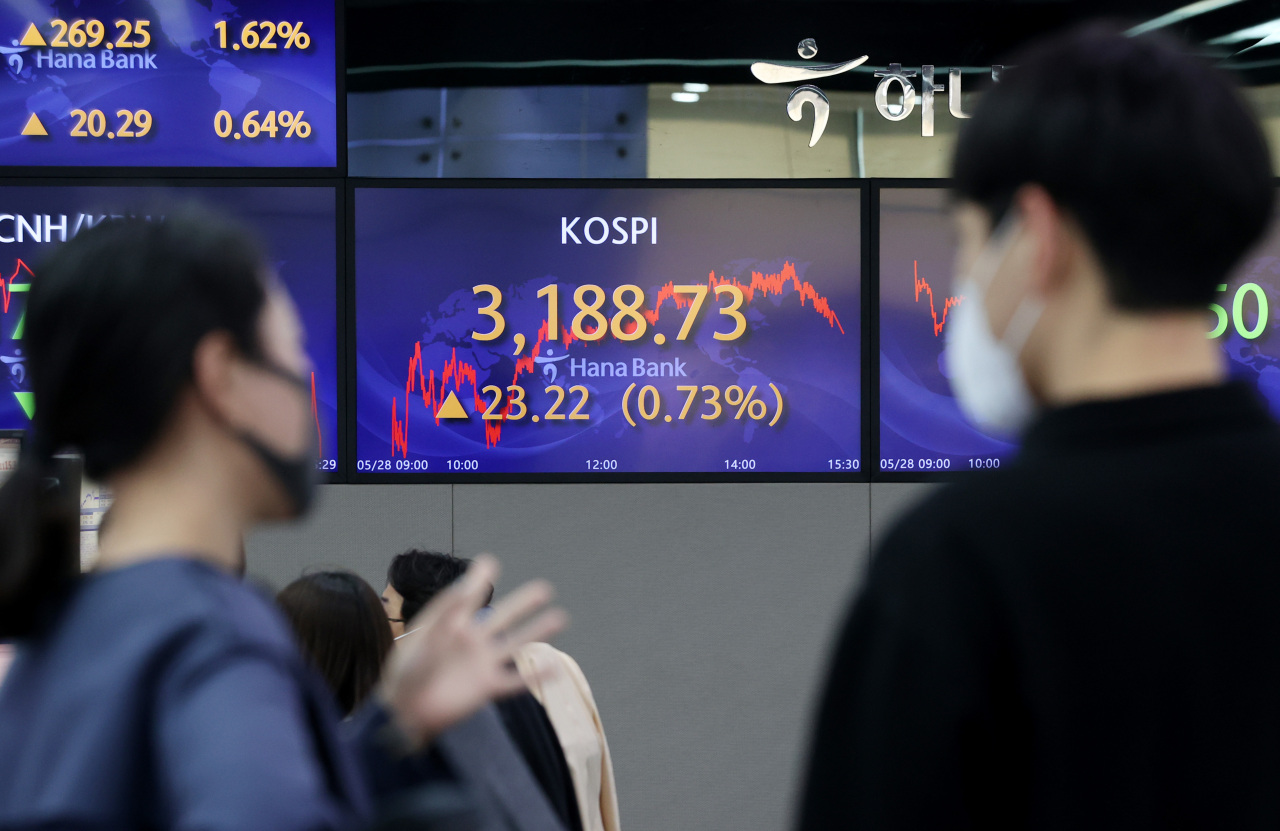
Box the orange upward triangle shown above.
[20,113,47,136]
[436,390,469,420]
[19,23,45,46]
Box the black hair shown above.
[952,23,1274,310]
[277,570,393,715]
[0,207,269,637]
[386,549,493,623]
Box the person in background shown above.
[385,550,583,831]
[0,210,566,831]
[383,549,492,639]
[514,644,621,831]
[389,550,621,831]
[278,571,393,716]
[799,25,1280,829]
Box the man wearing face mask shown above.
[799,24,1280,831]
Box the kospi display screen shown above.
[878,187,1017,474]
[0,183,340,475]
[354,185,861,479]
[0,0,337,167]
[1218,200,1280,419]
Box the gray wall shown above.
[247,482,937,831]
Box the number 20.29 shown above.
[481,385,590,421]
[70,109,152,138]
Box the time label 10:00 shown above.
[473,382,786,427]
[472,282,749,344]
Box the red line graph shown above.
[390,261,844,455]
[645,261,845,334]
[310,372,322,459]
[913,260,963,337]
[1,259,32,313]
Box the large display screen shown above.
[0,0,336,167]
[0,183,340,474]
[878,187,1017,474]
[354,186,861,478]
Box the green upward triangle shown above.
[13,392,33,419]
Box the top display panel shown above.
[0,0,337,169]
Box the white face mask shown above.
[945,215,1045,438]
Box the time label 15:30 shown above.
[472,282,749,344]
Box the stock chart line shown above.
[645,261,845,333]
[393,343,484,456]
[390,261,846,456]
[1,259,33,314]
[913,260,963,337]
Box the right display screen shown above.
[878,187,1017,474]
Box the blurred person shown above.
[515,643,621,831]
[799,25,1280,830]
[384,549,493,639]
[278,570,393,716]
[386,550,582,831]
[0,211,565,830]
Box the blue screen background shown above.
[355,187,861,476]
[0,184,339,473]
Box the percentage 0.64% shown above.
[214,110,311,139]
[213,20,310,50]
[622,383,785,427]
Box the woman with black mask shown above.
[0,209,566,830]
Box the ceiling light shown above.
[671,91,700,103]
